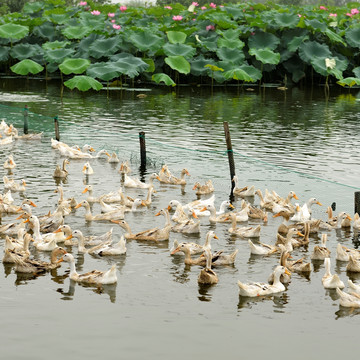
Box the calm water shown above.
[1,79,360,360]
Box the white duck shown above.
[353,213,360,230]
[200,201,235,222]
[53,159,70,178]
[82,161,94,175]
[198,248,218,285]
[336,288,360,308]
[3,155,16,170]
[62,253,117,285]
[347,280,360,295]
[232,176,255,197]
[123,173,159,189]
[3,176,26,192]
[248,239,278,256]
[171,210,200,234]
[108,152,119,163]
[91,236,127,256]
[310,233,330,260]
[322,258,344,289]
[75,200,125,221]
[301,197,322,221]
[238,265,291,297]
[228,213,261,238]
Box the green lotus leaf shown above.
[0,24,29,40]
[33,22,57,41]
[190,57,214,76]
[298,41,331,64]
[77,33,101,58]
[113,56,149,78]
[167,31,187,44]
[206,13,237,29]
[310,57,347,80]
[152,73,176,86]
[64,75,103,91]
[353,67,360,78]
[0,47,9,62]
[59,58,91,75]
[47,13,72,25]
[89,37,123,59]
[287,35,309,52]
[42,41,71,51]
[62,26,92,40]
[205,64,224,72]
[345,27,360,49]
[128,31,164,53]
[237,65,262,81]
[216,47,245,64]
[10,44,43,61]
[249,48,280,65]
[272,12,300,28]
[163,43,196,59]
[304,19,327,32]
[44,48,75,64]
[223,68,254,82]
[337,77,360,88]
[165,56,190,74]
[23,1,43,13]
[46,62,59,73]
[79,12,107,31]
[324,29,346,46]
[143,58,155,73]
[201,35,219,52]
[86,62,120,81]
[283,56,305,83]
[248,31,280,51]
[225,6,246,20]
[10,59,44,75]
[217,38,245,50]
[217,28,242,40]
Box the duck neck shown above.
[146,188,153,203]
[68,259,78,278]
[78,234,87,253]
[32,219,42,242]
[231,215,237,230]
[163,210,171,226]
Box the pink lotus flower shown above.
[209,3,216,8]
[113,24,121,30]
[351,8,359,15]
[298,14,302,17]
[192,2,199,6]
[329,13,337,17]
[91,10,101,15]
[206,24,215,31]
[119,6,127,12]
[346,13,352,17]
[201,6,207,10]
[220,5,224,7]
[172,15,183,21]
[108,13,115,17]
[319,6,327,10]
[164,6,172,9]
[79,1,87,5]
[111,19,116,23]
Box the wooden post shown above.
[223,122,236,195]
[139,131,146,169]
[355,192,360,215]
[54,116,60,141]
[24,104,28,134]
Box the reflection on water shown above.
[198,284,214,302]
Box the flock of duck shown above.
[2,119,360,308]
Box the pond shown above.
[1,79,360,360]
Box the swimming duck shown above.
[192,180,214,195]
[347,280,360,295]
[3,176,26,192]
[118,161,132,179]
[171,210,200,234]
[346,255,360,272]
[2,233,33,263]
[336,288,360,308]
[62,253,117,285]
[183,194,216,214]
[171,242,219,266]
[40,205,66,233]
[162,168,190,185]
[322,258,344,289]
[232,176,255,197]
[94,149,111,159]
[198,248,218,285]
[238,265,291,297]
[7,126,42,140]
[54,186,76,212]
[336,243,360,262]
[167,200,188,223]
[277,244,311,273]
[276,226,308,251]
[14,247,67,274]
[248,205,268,221]
[112,208,171,242]
[65,230,112,254]
[200,201,235,222]
[108,152,119,163]
[53,159,70,178]
[301,198,322,221]
[353,213,360,230]
[3,155,16,170]
[268,251,292,285]
[92,236,127,256]
[99,196,129,214]
[0,134,13,145]
[46,224,73,244]
[310,233,330,260]
[82,162,94,175]
[75,200,125,221]
[123,173,159,189]
[248,239,278,256]
[227,213,261,238]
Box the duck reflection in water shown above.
[198,284,213,302]
[237,292,289,311]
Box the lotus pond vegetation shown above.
[0,0,359,91]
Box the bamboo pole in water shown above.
[223,121,236,196]
[355,192,360,215]
[23,104,28,134]
[54,116,60,141]
[139,131,146,169]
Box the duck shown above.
[248,239,278,256]
[92,236,127,256]
[171,210,200,234]
[142,186,156,207]
[353,213,360,230]
[301,197,322,221]
[108,152,119,163]
[0,134,13,145]
[123,173,159,189]
[14,247,67,274]
[238,265,291,297]
[82,162,94,175]
[276,225,308,251]
[232,176,255,197]
[229,203,250,223]
[0,219,26,236]
[82,185,123,204]
[75,200,125,221]
[94,149,111,159]
[112,208,171,242]
[161,168,190,185]
[346,255,360,272]
[268,251,291,284]
[167,200,188,223]
[200,201,235,222]
[198,248,218,285]
[3,176,26,192]
[248,205,268,221]
[7,126,42,140]
[227,213,261,238]
[322,258,344,289]
[54,186,76,211]
[118,160,131,179]
[47,224,73,244]
[183,194,215,214]
[336,287,360,308]
[23,215,56,250]
[310,233,330,260]
[57,225,113,246]
[255,189,275,210]
[65,230,112,254]
[347,280,360,295]
[277,245,312,273]
[62,253,117,285]
[39,205,66,233]
[3,155,16,170]
[99,196,129,214]
[336,243,360,262]
[2,233,33,264]
[192,180,214,195]
[62,144,95,159]
[289,204,303,222]
[2,189,15,205]
[53,159,70,178]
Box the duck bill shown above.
[228,203,235,209]
[155,211,161,216]
[273,213,282,218]
[167,205,172,211]
[65,235,73,241]
[171,247,181,255]
[82,188,89,194]
[297,232,305,237]
[214,234,219,240]
[54,228,62,233]
[293,194,299,200]
[192,211,198,219]
[111,219,121,224]
[28,201,37,207]
[285,269,291,276]
[316,201,322,206]
[74,203,82,209]
[200,207,207,212]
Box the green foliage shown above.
[10,59,44,75]
[59,58,91,75]
[64,75,103,91]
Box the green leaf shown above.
[10,44,43,61]
[0,23,29,40]
[128,31,164,53]
[33,22,57,41]
[310,57,347,80]
[206,13,237,29]
[64,76,103,91]
[143,58,155,73]
[287,35,309,52]
[345,26,360,49]
[59,58,91,75]
[10,59,44,75]
[42,41,70,51]
[44,48,75,64]
[47,13,72,25]
[272,12,300,29]
[217,38,245,50]
[163,43,196,59]
[216,47,245,64]
[23,1,43,13]
[89,37,123,59]
[0,47,9,62]
[298,41,331,64]
[217,28,242,40]
[190,57,214,76]
[248,31,280,51]
[353,67,360,78]
[249,48,280,65]
[62,26,92,40]
[205,64,224,72]
[324,29,346,46]
[223,68,254,82]
[165,56,190,74]
[152,73,176,86]
[337,77,360,88]
[305,19,327,32]
[112,54,149,78]
[167,31,187,44]
[86,62,119,81]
